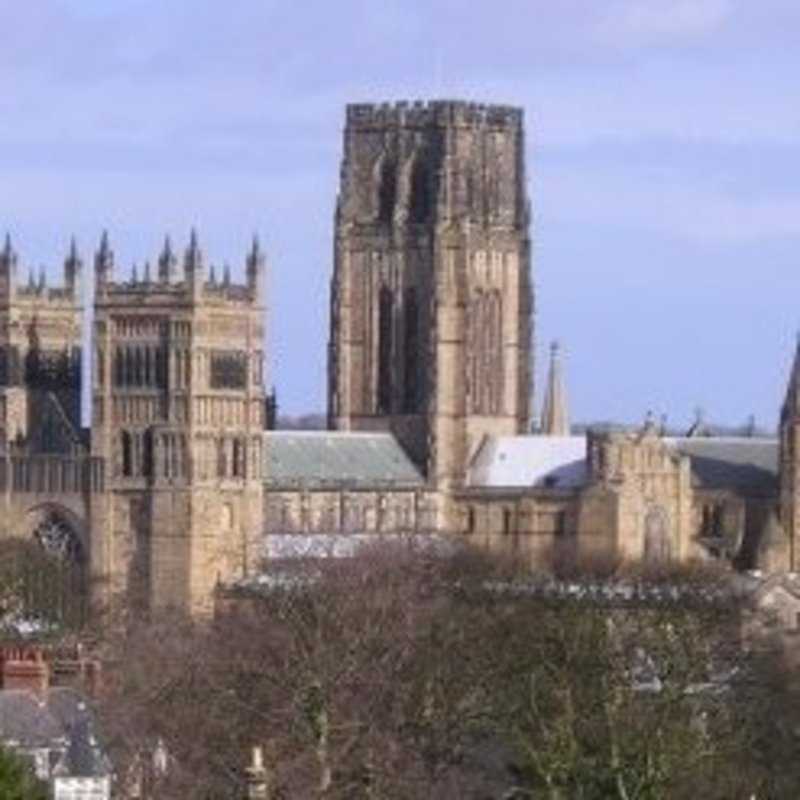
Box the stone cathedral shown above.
[2,98,799,619]
[0,231,265,616]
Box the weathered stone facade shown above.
[91,232,265,614]
[4,97,799,620]
[0,232,266,616]
[328,101,533,489]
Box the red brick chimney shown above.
[0,645,50,695]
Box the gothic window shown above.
[466,507,475,534]
[210,351,247,390]
[121,430,133,477]
[409,158,430,223]
[377,157,397,223]
[502,508,512,535]
[644,506,671,563]
[467,290,504,414]
[142,429,154,478]
[232,438,244,478]
[377,287,393,413]
[33,513,83,563]
[217,438,227,478]
[403,287,418,413]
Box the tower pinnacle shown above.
[540,340,570,436]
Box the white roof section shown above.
[466,435,587,489]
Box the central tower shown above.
[329,100,533,489]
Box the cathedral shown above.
[1,98,796,617]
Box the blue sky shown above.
[1,0,799,430]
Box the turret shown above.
[63,237,82,299]
[0,234,18,299]
[158,235,179,284]
[184,229,205,298]
[94,231,114,293]
[540,340,570,436]
[246,236,265,303]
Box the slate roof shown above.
[666,437,778,492]
[466,436,588,489]
[0,687,110,778]
[264,431,424,488]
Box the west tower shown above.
[90,232,266,614]
[0,236,83,451]
[328,100,533,489]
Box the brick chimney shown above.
[0,645,50,695]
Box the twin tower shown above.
[329,101,533,487]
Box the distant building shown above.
[0,100,796,619]
[0,644,110,799]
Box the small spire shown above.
[95,230,114,288]
[246,234,265,300]
[158,235,178,283]
[0,233,17,270]
[222,263,231,287]
[131,263,138,283]
[686,406,710,438]
[69,235,78,260]
[37,266,46,292]
[27,268,35,289]
[143,260,151,283]
[540,340,570,436]
[209,263,217,285]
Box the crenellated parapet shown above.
[338,98,527,231]
[346,100,523,131]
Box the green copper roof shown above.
[263,431,424,488]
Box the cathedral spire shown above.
[94,230,114,291]
[63,236,82,297]
[158,235,179,283]
[540,340,570,436]
[0,233,18,298]
[246,235,265,302]
[782,333,800,421]
[184,228,205,297]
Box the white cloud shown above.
[539,164,800,245]
[595,0,732,45]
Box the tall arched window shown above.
[121,430,133,477]
[377,158,397,223]
[467,290,504,414]
[377,287,393,413]
[403,287,418,413]
[409,158,430,223]
[142,429,154,477]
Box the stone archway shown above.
[12,504,90,627]
[644,505,671,563]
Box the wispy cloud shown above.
[595,0,732,46]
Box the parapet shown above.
[94,232,265,307]
[346,99,523,131]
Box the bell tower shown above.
[91,232,266,615]
[328,100,533,489]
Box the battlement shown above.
[346,99,523,131]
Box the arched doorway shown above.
[2,506,89,629]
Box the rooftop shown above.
[263,431,425,488]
